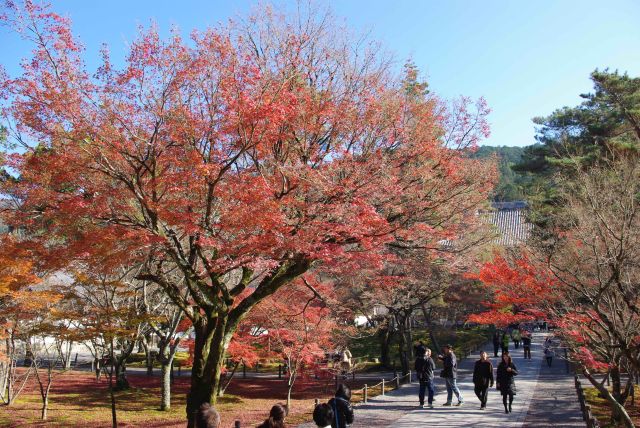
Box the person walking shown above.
[438,344,464,406]
[339,348,352,379]
[501,332,510,355]
[496,351,518,414]
[492,330,501,357]
[415,347,436,408]
[328,384,354,428]
[522,332,532,360]
[511,327,522,349]
[472,351,494,409]
[544,346,554,367]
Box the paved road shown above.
[299,333,584,428]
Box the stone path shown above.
[522,345,583,427]
[299,333,584,427]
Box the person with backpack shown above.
[511,327,522,349]
[544,346,554,367]
[472,351,494,409]
[415,347,436,408]
[496,351,518,414]
[328,383,354,428]
[438,344,464,406]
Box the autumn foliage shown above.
[0,1,496,424]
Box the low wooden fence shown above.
[575,375,600,428]
[349,371,413,404]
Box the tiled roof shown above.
[483,201,533,246]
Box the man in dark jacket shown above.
[438,344,464,406]
[492,331,501,357]
[328,383,354,428]
[522,332,532,360]
[472,351,494,409]
[415,347,436,408]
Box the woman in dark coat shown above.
[496,351,518,414]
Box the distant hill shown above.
[471,146,528,202]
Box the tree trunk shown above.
[406,315,414,361]
[107,339,118,428]
[41,376,52,420]
[286,358,297,409]
[186,314,231,428]
[142,339,154,376]
[161,359,172,411]
[378,326,393,369]
[583,367,634,428]
[396,314,409,376]
[422,305,441,354]
[217,360,240,397]
[114,360,129,391]
[611,365,622,403]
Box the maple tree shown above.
[0,2,496,425]
[251,280,338,407]
[0,236,44,405]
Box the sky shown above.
[1,0,639,147]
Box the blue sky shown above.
[1,0,639,147]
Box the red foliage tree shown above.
[0,2,495,424]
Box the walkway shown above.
[299,333,584,427]
[522,345,583,427]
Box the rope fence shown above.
[350,371,412,404]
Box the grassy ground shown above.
[0,369,376,427]
[584,385,640,427]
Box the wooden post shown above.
[381,379,385,396]
[396,376,400,389]
[584,404,591,422]
[278,364,282,379]
[364,384,368,403]
[243,363,247,379]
